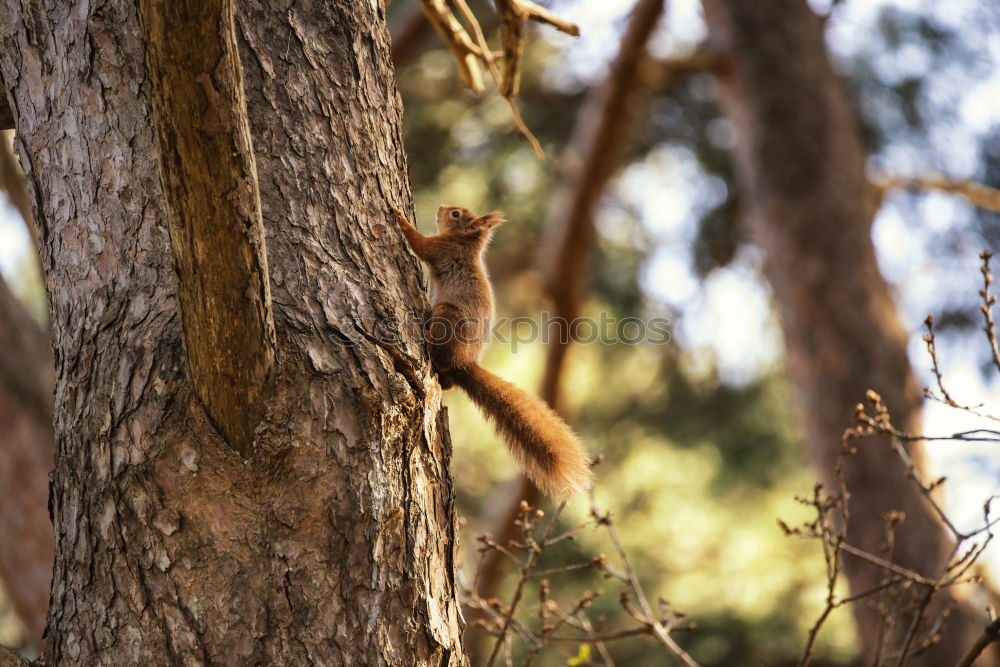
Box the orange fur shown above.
[391,205,593,497]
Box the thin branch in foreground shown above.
[785,445,849,667]
[923,314,957,406]
[417,0,579,157]
[784,282,1000,666]
[460,494,699,666]
[484,502,567,667]
[978,251,1000,375]
[594,508,700,666]
[418,0,487,92]
[955,616,1000,667]
[921,314,1000,423]
[494,0,578,98]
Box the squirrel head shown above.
[436,205,505,236]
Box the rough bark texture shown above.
[139,0,276,459]
[702,0,979,661]
[0,0,465,664]
[0,275,53,645]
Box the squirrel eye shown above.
[450,209,461,219]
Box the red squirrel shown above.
[391,204,593,498]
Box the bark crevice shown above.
[139,0,276,459]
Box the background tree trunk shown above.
[0,0,465,663]
[0,275,53,646]
[702,0,980,662]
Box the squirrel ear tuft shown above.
[478,211,505,229]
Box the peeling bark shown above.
[0,0,466,663]
[702,0,980,661]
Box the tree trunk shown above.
[702,0,979,662]
[0,275,53,646]
[0,0,465,663]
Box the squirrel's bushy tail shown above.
[451,365,593,498]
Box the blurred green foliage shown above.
[389,0,999,664]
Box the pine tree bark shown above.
[702,0,979,662]
[0,0,465,663]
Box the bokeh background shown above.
[1,0,999,664]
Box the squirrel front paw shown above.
[389,205,409,227]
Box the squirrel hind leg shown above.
[426,329,458,373]
[437,370,456,390]
[425,301,477,374]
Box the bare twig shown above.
[794,447,850,667]
[418,0,486,91]
[978,251,1000,375]
[460,493,698,666]
[451,0,502,83]
[417,0,578,157]
[921,314,1000,423]
[485,502,567,667]
[788,275,1000,665]
[956,616,1000,667]
[923,314,956,406]
[594,508,700,666]
[494,0,579,98]
[893,586,937,667]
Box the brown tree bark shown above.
[140,0,277,460]
[0,0,465,663]
[702,0,980,662]
[0,275,53,647]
